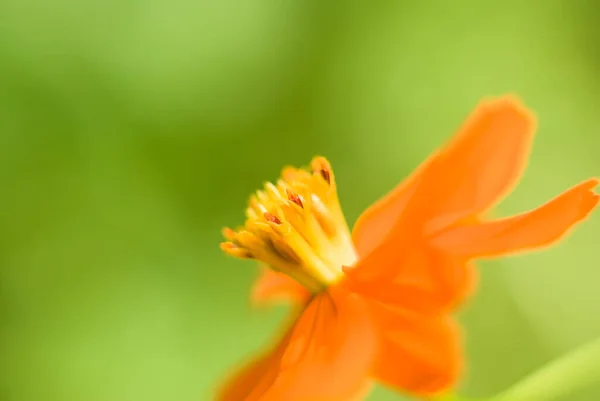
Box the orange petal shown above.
[216,317,297,401]
[346,244,477,314]
[219,287,376,401]
[251,267,311,306]
[432,178,600,258]
[216,341,283,401]
[258,287,376,401]
[352,96,536,259]
[352,153,432,259]
[414,96,536,234]
[367,301,462,396]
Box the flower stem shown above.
[490,336,600,401]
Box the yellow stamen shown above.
[220,156,358,292]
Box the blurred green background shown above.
[1,0,599,400]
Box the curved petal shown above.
[215,313,299,401]
[409,95,536,234]
[216,335,287,401]
[367,301,462,396]
[351,96,536,260]
[432,178,599,258]
[257,287,376,401]
[346,243,476,314]
[351,155,433,259]
[252,266,311,306]
[219,287,376,401]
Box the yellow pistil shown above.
[220,156,358,292]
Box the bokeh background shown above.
[1,0,600,400]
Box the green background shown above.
[1,0,599,400]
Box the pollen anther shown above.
[264,212,282,225]
[286,189,304,208]
[221,156,358,291]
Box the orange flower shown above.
[218,96,599,401]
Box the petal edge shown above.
[432,178,599,258]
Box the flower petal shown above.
[251,266,311,306]
[413,96,536,234]
[351,155,432,259]
[351,96,536,259]
[432,178,599,258]
[215,320,296,401]
[257,287,376,401]
[346,244,477,314]
[216,341,283,401]
[220,287,376,401]
[367,301,462,396]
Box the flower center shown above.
[221,157,358,292]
